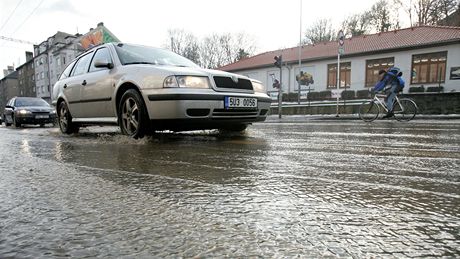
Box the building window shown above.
[31,63,34,69]
[41,72,44,79]
[411,51,447,84]
[327,62,351,88]
[56,57,61,66]
[63,57,66,65]
[32,75,34,81]
[365,57,394,87]
[36,60,39,66]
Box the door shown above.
[79,47,115,118]
[65,52,94,118]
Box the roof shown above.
[1,70,18,81]
[219,25,460,72]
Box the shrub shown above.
[319,90,332,100]
[409,86,425,93]
[341,90,356,100]
[426,86,444,93]
[357,89,371,99]
[308,91,321,101]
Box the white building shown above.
[219,26,460,99]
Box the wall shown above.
[235,43,460,96]
[270,92,460,115]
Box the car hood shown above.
[138,65,254,81]
[17,106,53,112]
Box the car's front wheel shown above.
[118,89,149,139]
[219,124,248,133]
[3,116,11,127]
[58,101,79,134]
[13,115,21,128]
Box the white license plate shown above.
[224,97,257,109]
[35,115,49,119]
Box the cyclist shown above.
[373,67,405,118]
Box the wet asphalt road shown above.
[0,118,459,258]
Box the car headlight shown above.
[252,81,266,93]
[18,109,31,115]
[50,110,56,114]
[163,76,210,89]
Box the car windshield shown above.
[15,98,49,107]
[115,43,199,68]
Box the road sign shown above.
[338,30,344,46]
[338,46,344,55]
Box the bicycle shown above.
[359,92,417,122]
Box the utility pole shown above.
[274,55,283,119]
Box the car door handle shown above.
[63,84,67,89]
[82,80,87,86]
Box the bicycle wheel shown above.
[393,98,417,121]
[359,100,380,122]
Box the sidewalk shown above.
[265,114,460,121]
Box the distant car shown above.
[3,97,56,127]
[52,42,271,138]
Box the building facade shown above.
[32,22,119,103]
[16,52,36,97]
[0,71,19,114]
[219,26,460,99]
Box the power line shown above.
[9,0,46,37]
[0,35,36,45]
[0,0,25,33]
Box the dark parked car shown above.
[3,97,56,127]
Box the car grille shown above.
[213,76,253,90]
[212,109,259,119]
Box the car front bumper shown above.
[142,91,271,130]
[15,114,57,124]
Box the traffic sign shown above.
[338,30,344,46]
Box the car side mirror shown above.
[5,105,14,110]
[94,60,114,69]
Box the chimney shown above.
[25,51,33,62]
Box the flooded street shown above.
[0,118,459,258]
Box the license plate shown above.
[35,115,49,119]
[224,97,257,109]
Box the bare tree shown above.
[303,18,336,44]
[167,29,201,64]
[433,0,459,25]
[395,0,459,26]
[167,29,257,69]
[341,12,371,37]
[368,0,400,32]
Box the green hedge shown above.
[319,90,332,100]
[341,90,356,100]
[409,86,425,93]
[308,92,321,101]
[357,89,371,99]
[426,86,444,93]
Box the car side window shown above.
[89,48,112,73]
[59,60,77,80]
[71,52,93,77]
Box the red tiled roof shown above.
[219,26,460,72]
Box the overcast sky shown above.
[0,0,408,76]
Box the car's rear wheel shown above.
[118,89,149,139]
[58,101,79,134]
[13,115,21,128]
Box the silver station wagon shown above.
[52,43,271,138]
